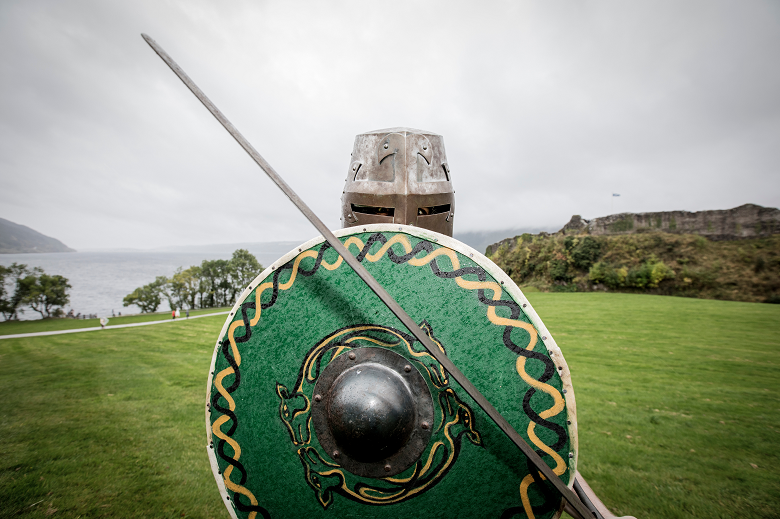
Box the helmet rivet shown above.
[423,145,427,150]
[383,143,389,149]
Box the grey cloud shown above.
[0,0,778,249]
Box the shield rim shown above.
[205,223,579,519]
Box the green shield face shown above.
[207,224,577,519]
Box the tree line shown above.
[123,249,264,313]
[0,263,71,320]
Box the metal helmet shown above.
[341,128,455,236]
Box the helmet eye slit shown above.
[352,204,395,217]
[418,204,451,216]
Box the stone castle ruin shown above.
[560,203,779,241]
[486,204,779,256]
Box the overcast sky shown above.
[1,0,778,250]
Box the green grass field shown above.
[1,294,778,518]
[0,307,231,336]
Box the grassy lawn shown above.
[1,294,778,518]
[540,293,780,519]
[0,307,231,336]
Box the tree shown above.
[169,266,201,310]
[0,263,31,320]
[121,248,263,313]
[20,270,72,319]
[201,259,231,307]
[123,276,167,313]
[196,267,210,308]
[228,249,263,302]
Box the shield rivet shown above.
[314,394,322,402]
[404,365,412,373]
[333,450,340,459]
[421,421,430,430]
[348,352,356,360]
[384,464,391,472]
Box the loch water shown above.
[0,244,300,319]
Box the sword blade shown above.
[141,33,594,519]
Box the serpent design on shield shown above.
[207,226,577,519]
[276,322,482,508]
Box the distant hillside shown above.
[0,218,75,253]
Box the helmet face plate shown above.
[341,128,455,236]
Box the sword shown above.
[141,33,599,519]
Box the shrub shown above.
[607,267,628,288]
[649,261,675,287]
[627,264,652,288]
[588,261,608,284]
[571,237,602,270]
[549,260,571,282]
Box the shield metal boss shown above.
[207,224,578,519]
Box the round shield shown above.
[206,224,578,519]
